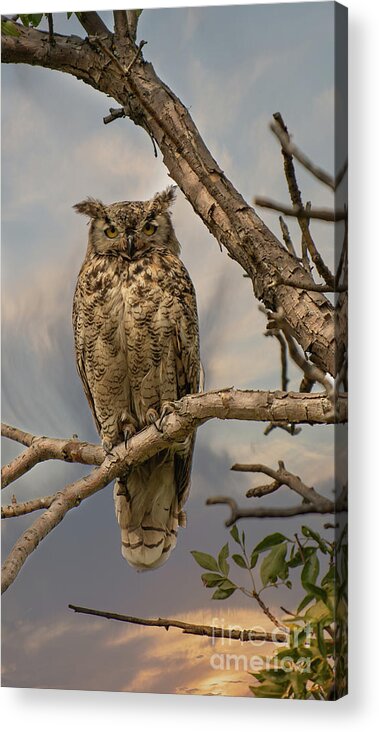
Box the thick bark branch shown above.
[1,388,346,593]
[68,604,287,643]
[77,11,110,38]
[1,24,338,376]
[1,430,104,489]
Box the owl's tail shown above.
[113,452,185,571]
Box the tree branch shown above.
[77,11,110,38]
[254,197,346,223]
[269,113,336,289]
[1,388,346,593]
[126,10,140,42]
[1,25,338,376]
[206,496,340,526]
[1,431,104,489]
[68,604,287,643]
[2,494,57,518]
[270,119,336,190]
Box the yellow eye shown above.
[105,225,118,239]
[143,222,157,236]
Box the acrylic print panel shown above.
[1,2,347,699]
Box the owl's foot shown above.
[145,407,160,425]
[156,401,177,433]
[122,423,137,449]
[102,437,115,455]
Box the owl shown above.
[72,186,201,571]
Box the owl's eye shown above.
[143,222,157,236]
[104,225,119,239]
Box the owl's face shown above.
[74,186,180,259]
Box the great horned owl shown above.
[72,186,201,570]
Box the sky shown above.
[1,3,344,695]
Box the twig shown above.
[254,197,346,223]
[270,119,336,190]
[125,40,147,76]
[206,496,338,526]
[276,275,347,293]
[301,202,312,272]
[2,494,57,518]
[268,112,337,288]
[231,460,332,509]
[261,306,334,397]
[103,106,126,125]
[279,216,297,258]
[68,604,287,643]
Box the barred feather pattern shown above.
[73,189,200,570]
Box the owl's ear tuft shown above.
[151,185,177,213]
[73,198,106,219]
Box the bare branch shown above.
[270,119,336,190]
[113,10,129,42]
[126,10,140,42]
[261,306,334,395]
[68,604,287,643]
[77,11,110,38]
[276,275,347,293]
[1,429,104,489]
[2,494,57,518]
[268,113,336,288]
[279,216,297,258]
[231,461,332,508]
[254,197,346,223]
[206,496,339,525]
[1,423,35,447]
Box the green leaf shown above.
[252,533,288,555]
[212,586,236,600]
[229,525,241,545]
[201,572,224,588]
[304,600,331,622]
[135,10,143,19]
[303,582,328,605]
[301,525,328,553]
[67,12,73,19]
[301,553,320,587]
[191,550,219,572]
[1,19,20,37]
[250,551,258,569]
[316,623,328,657]
[217,543,229,576]
[232,553,247,569]
[260,543,287,587]
[29,14,44,27]
[297,592,314,613]
[219,579,237,591]
[19,15,32,27]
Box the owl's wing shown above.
[72,292,101,435]
[173,310,201,509]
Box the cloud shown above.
[2,606,280,696]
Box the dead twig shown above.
[68,604,288,643]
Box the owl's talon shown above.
[145,408,160,425]
[156,401,177,433]
[102,438,114,454]
[123,423,137,448]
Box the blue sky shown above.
[1,3,342,695]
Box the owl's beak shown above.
[126,232,135,258]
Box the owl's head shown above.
[74,186,180,259]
